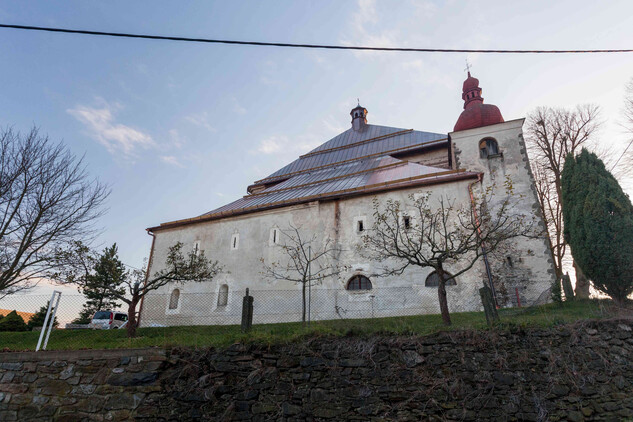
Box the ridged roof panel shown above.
[257,124,446,184]
[149,123,466,230]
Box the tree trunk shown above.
[436,266,452,326]
[301,281,306,324]
[573,260,590,299]
[126,298,138,338]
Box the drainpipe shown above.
[136,229,156,327]
[468,175,498,307]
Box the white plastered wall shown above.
[139,172,549,327]
[450,118,556,306]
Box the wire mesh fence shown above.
[0,284,598,351]
[139,286,485,327]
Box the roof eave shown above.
[147,170,481,233]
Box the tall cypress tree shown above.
[561,149,633,304]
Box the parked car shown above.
[89,310,128,330]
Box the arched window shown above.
[346,275,372,291]
[425,271,457,287]
[217,284,229,306]
[169,289,180,309]
[479,138,499,158]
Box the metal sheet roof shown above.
[254,125,447,184]
[149,124,479,231]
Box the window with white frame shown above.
[217,284,229,306]
[346,275,373,291]
[168,288,180,310]
[230,233,239,250]
[425,271,457,287]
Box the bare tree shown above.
[361,184,536,326]
[621,78,633,174]
[260,225,345,324]
[0,127,109,298]
[54,242,222,337]
[525,105,601,298]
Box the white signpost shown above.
[35,290,62,352]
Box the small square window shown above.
[230,233,239,250]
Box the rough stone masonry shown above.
[1,319,633,421]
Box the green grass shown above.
[0,300,615,352]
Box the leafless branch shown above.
[260,224,346,322]
[361,183,537,325]
[0,127,109,297]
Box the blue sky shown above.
[1,0,633,276]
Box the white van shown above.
[90,310,128,330]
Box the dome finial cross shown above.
[464,59,472,76]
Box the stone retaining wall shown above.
[0,348,166,421]
[1,319,633,421]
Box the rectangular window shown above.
[193,241,200,256]
[354,217,367,235]
[231,233,239,250]
[269,228,279,245]
[217,284,229,307]
[403,216,411,230]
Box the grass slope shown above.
[0,300,615,352]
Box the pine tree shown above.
[561,149,633,304]
[27,302,59,331]
[74,244,127,323]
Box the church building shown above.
[139,72,556,327]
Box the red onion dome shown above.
[453,72,504,131]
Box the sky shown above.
[1,0,633,297]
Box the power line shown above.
[611,137,633,172]
[2,23,633,54]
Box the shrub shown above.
[0,310,28,331]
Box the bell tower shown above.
[449,70,557,307]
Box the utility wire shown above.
[611,137,633,172]
[2,23,633,54]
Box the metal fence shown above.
[0,285,564,351]
[139,286,484,327]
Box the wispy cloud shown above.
[185,111,217,132]
[252,134,321,157]
[322,117,347,136]
[341,0,437,60]
[341,0,400,57]
[160,155,185,168]
[231,97,247,115]
[259,60,283,86]
[67,100,155,158]
[255,136,286,154]
[168,129,186,149]
[400,59,453,88]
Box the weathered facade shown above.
[139,73,555,327]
